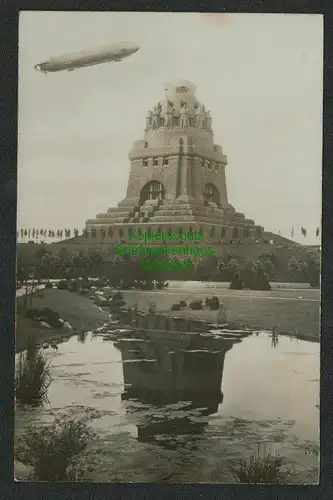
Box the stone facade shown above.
[86,80,263,243]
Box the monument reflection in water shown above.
[117,329,246,450]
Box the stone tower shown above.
[86,80,263,242]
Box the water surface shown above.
[15,326,319,483]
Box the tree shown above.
[301,227,307,238]
[218,258,243,289]
[71,251,88,278]
[226,258,240,277]
[89,250,103,278]
[17,263,41,309]
[38,253,61,283]
[33,247,49,262]
[257,253,276,280]
[287,255,308,282]
[305,254,320,288]
[229,273,244,289]
[251,259,271,290]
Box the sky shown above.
[18,12,323,244]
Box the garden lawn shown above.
[121,290,320,341]
[16,289,109,352]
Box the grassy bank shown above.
[16,287,319,351]
[121,290,320,341]
[16,289,109,353]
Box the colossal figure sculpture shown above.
[164,101,173,128]
[205,110,212,130]
[151,105,161,130]
[195,105,204,129]
[180,103,189,128]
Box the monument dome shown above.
[85,81,263,243]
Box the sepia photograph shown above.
[15,12,322,483]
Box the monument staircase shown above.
[92,198,255,229]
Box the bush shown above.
[25,307,64,329]
[229,274,244,290]
[57,280,68,290]
[69,281,80,292]
[25,308,40,320]
[171,303,181,311]
[154,280,168,290]
[15,338,52,404]
[205,296,220,310]
[15,413,97,481]
[309,269,320,288]
[251,273,271,291]
[189,300,203,310]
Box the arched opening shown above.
[204,183,220,206]
[139,181,165,206]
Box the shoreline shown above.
[15,288,319,354]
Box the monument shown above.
[85,80,263,243]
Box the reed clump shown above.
[15,413,97,481]
[226,443,295,483]
[15,337,52,404]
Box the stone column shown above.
[176,153,195,203]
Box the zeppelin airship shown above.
[34,41,140,73]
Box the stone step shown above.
[96,211,133,219]
[157,206,225,217]
[106,206,139,214]
[149,215,198,222]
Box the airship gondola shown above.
[34,41,140,73]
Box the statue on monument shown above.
[195,104,204,129]
[151,104,161,129]
[205,110,212,130]
[179,102,189,128]
[164,101,173,128]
